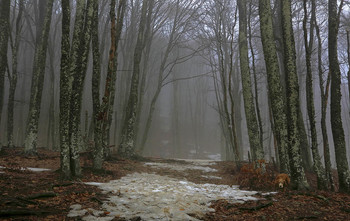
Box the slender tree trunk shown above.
[303,0,327,190]
[59,0,72,179]
[316,18,334,188]
[258,0,289,174]
[248,1,264,157]
[69,0,94,176]
[7,0,24,148]
[119,0,151,158]
[0,0,11,139]
[24,0,54,154]
[329,0,350,193]
[93,0,127,169]
[273,0,312,171]
[281,0,309,190]
[60,0,94,178]
[238,0,264,161]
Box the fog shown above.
[0,0,350,169]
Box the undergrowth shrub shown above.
[237,160,276,190]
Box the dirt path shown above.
[1,148,350,221]
[67,159,271,221]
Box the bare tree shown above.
[60,0,94,178]
[0,0,11,148]
[24,0,54,154]
[7,0,24,148]
[328,0,350,193]
[258,0,289,173]
[238,0,264,161]
[119,0,153,158]
[92,0,127,169]
[281,0,309,190]
[302,0,327,190]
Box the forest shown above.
[1,0,350,220]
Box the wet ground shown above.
[1,148,350,220]
[68,159,267,220]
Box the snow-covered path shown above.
[67,160,266,221]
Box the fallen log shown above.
[25,192,57,200]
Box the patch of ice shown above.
[71,173,259,221]
[145,162,217,172]
[207,154,221,161]
[25,167,51,172]
[85,182,103,186]
[174,159,217,166]
[201,175,222,179]
[68,204,87,217]
[0,166,51,172]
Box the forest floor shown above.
[0,148,349,220]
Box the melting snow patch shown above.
[145,162,217,173]
[25,167,51,172]
[201,175,222,179]
[0,166,51,172]
[70,173,260,221]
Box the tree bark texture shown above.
[59,0,72,179]
[7,0,24,148]
[68,0,94,176]
[119,0,150,158]
[0,0,11,135]
[303,0,327,190]
[328,0,350,193]
[238,0,264,161]
[281,0,309,190]
[93,0,127,169]
[24,0,54,154]
[258,0,289,174]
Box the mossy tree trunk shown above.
[328,0,350,193]
[92,0,127,170]
[238,0,264,161]
[302,0,327,190]
[273,0,312,171]
[7,0,24,148]
[0,0,11,141]
[258,0,289,174]
[281,0,309,190]
[24,0,54,155]
[60,0,94,178]
[315,19,334,190]
[59,0,72,179]
[119,0,150,158]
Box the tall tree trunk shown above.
[328,0,350,193]
[281,0,309,190]
[316,18,334,189]
[238,0,264,161]
[60,0,94,178]
[273,0,312,171]
[59,0,72,179]
[68,0,94,176]
[0,0,11,139]
[119,0,150,158]
[7,0,24,148]
[92,0,127,170]
[258,0,289,174]
[24,0,54,154]
[248,1,264,158]
[303,0,327,190]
